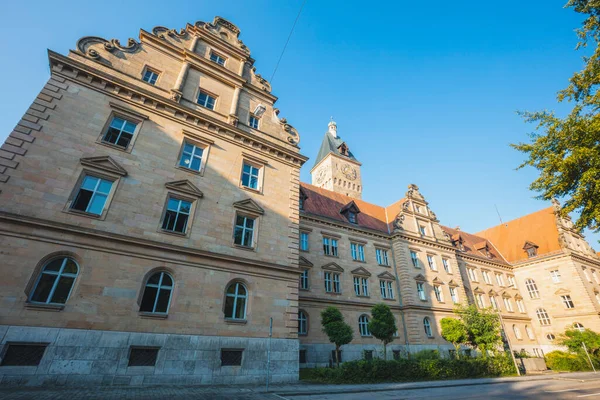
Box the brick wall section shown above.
[0,75,67,184]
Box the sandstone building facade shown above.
[0,16,599,386]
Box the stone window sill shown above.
[176,165,204,177]
[225,318,248,325]
[139,312,168,319]
[98,140,130,153]
[240,185,263,196]
[25,302,64,312]
[326,292,342,295]
[234,244,256,252]
[299,288,310,292]
[383,298,395,302]
[160,229,188,237]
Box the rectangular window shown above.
[323,237,338,257]
[593,270,600,284]
[325,272,340,293]
[476,294,485,308]
[364,350,373,361]
[300,232,309,251]
[197,90,216,110]
[468,268,478,282]
[351,243,365,261]
[427,255,437,271]
[393,350,401,360]
[161,197,192,234]
[442,258,451,273]
[489,296,498,310]
[419,225,427,236]
[583,267,591,282]
[417,282,426,300]
[128,347,159,367]
[241,162,260,190]
[234,214,255,247]
[550,270,561,283]
[434,285,443,302]
[142,68,159,85]
[450,287,459,303]
[0,344,47,366]
[503,298,514,312]
[178,141,204,172]
[300,269,309,290]
[103,116,137,149]
[376,249,389,266]
[353,277,368,296]
[71,175,113,216]
[380,280,394,299]
[561,295,575,309]
[508,276,516,287]
[249,115,260,129]
[299,349,307,364]
[221,349,243,366]
[516,299,526,313]
[496,274,505,287]
[410,251,419,268]
[482,271,491,284]
[210,52,226,66]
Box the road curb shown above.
[274,375,560,397]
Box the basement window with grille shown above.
[128,347,159,367]
[221,349,243,366]
[0,343,48,366]
[299,349,307,364]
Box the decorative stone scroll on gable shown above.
[233,198,264,215]
[80,156,128,177]
[77,36,141,60]
[165,180,204,198]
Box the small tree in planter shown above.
[321,306,353,367]
[441,317,468,359]
[368,303,397,360]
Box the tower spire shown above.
[328,118,337,138]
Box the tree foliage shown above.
[321,306,353,367]
[455,304,502,356]
[559,328,600,357]
[368,303,397,360]
[440,318,468,358]
[512,0,600,232]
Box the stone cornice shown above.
[510,251,570,268]
[48,51,307,168]
[0,211,300,280]
[570,252,600,268]
[455,252,514,271]
[393,233,457,254]
[299,295,402,310]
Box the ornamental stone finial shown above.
[328,118,337,138]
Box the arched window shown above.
[359,315,370,336]
[573,322,585,332]
[140,271,173,314]
[225,282,247,320]
[298,310,308,335]
[513,325,522,340]
[30,256,79,305]
[525,325,534,339]
[423,317,433,337]
[536,308,551,326]
[525,279,539,299]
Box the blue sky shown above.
[1,0,596,246]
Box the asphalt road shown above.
[2,376,600,399]
[283,377,600,400]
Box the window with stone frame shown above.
[495,273,505,287]
[351,243,365,261]
[102,116,138,149]
[128,347,159,367]
[300,269,309,290]
[442,258,452,273]
[503,297,514,312]
[323,237,339,257]
[224,282,248,320]
[210,51,227,66]
[423,317,433,337]
[507,275,516,287]
[417,282,426,300]
[178,140,207,174]
[233,214,256,248]
[70,174,114,216]
[476,293,485,308]
[427,255,437,271]
[359,315,370,336]
[139,271,174,314]
[433,285,444,302]
[525,279,540,299]
[161,196,193,234]
[141,66,160,85]
[380,280,394,299]
[324,272,341,293]
[410,251,420,268]
[376,248,390,266]
[353,276,369,297]
[550,270,561,283]
[516,298,526,313]
[197,90,217,110]
[482,270,492,284]
[29,256,79,306]
[449,286,459,303]
[300,231,309,251]
[561,295,575,309]
[298,310,308,335]
[248,114,260,129]
[0,344,48,366]
[536,308,551,326]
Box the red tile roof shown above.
[300,183,390,233]
[441,226,509,265]
[476,207,561,263]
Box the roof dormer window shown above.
[338,143,349,156]
[340,201,360,225]
[523,241,539,258]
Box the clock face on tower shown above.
[341,163,357,181]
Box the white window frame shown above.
[516,299,526,313]
[433,285,444,302]
[380,280,394,299]
[376,248,389,266]
[489,295,498,310]
[442,258,452,273]
[482,271,492,284]
[561,295,575,309]
[325,272,341,293]
[507,275,516,287]
[550,270,561,283]
[427,255,437,271]
[300,232,309,251]
[417,282,426,300]
[141,66,160,85]
[70,174,114,217]
[593,270,600,284]
[526,325,535,339]
[525,279,540,299]
[197,89,217,110]
[240,161,262,191]
[513,325,522,340]
[450,287,459,303]
[536,308,551,326]
[248,114,260,129]
[423,317,433,337]
[300,269,309,290]
[503,297,513,312]
[323,237,338,257]
[177,140,206,174]
[496,274,505,287]
[410,251,420,268]
[233,213,256,248]
[210,51,226,66]
[476,293,485,308]
[359,315,370,336]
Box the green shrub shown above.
[412,349,440,360]
[300,353,516,384]
[545,350,597,372]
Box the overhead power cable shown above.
[270,0,308,84]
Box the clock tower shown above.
[310,119,362,199]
